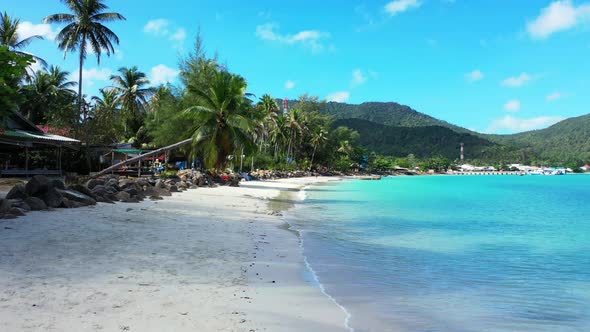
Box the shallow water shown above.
[286,175,590,332]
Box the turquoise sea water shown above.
[287,175,590,332]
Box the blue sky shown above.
[7,0,590,134]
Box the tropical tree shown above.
[43,0,125,115]
[0,12,46,66]
[20,65,77,124]
[0,46,32,119]
[109,66,153,137]
[286,108,306,159]
[309,127,328,169]
[255,94,280,149]
[184,70,256,169]
[87,87,122,143]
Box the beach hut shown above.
[0,110,80,177]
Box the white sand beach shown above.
[0,177,349,332]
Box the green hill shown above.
[322,101,470,133]
[332,118,500,160]
[483,114,590,164]
[322,101,589,164]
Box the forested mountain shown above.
[322,101,470,133]
[483,114,590,164]
[323,101,589,165]
[333,118,501,160]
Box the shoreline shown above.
[0,176,351,331]
[278,182,355,332]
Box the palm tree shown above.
[43,0,125,115]
[184,70,256,169]
[91,87,119,116]
[286,108,306,160]
[310,128,328,169]
[21,65,77,123]
[255,94,280,150]
[91,87,123,141]
[0,11,46,66]
[109,66,153,137]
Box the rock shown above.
[6,184,28,200]
[136,178,149,187]
[9,199,31,212]
[115,191,131,202]
[25,175,50,196]
[40,188,64,208]
[50,179,66,190]
[95,196,115,204]
[69,184,97,200]
[124,188,138,197]
[86,179,104,190]
[62,198,83,209]
[149,195,163,201]
[25,197,47,211]
[0,199,12,214]
[169,185,178,193]
[0,213,17,219]
[9,207,25,216]
[56,189,96,206]
[157,188,171,196]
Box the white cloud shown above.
[256,23,330,52]
[144,19,170,35]
[384,0,422,16]
[351,69,367,86]
[465,70,484,82]
[326,91,350,103]
[26,60,44,75]
[150,64,179,85]
[17,21,57,40]
[73,68,113,88]
[487,115,565,134]
[285,80,295,89]
[170,28,186,41]
[546,91,566,101]
[502,73,533,87]
[504,99,521,112]
[527,0,590,39]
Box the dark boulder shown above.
[9,207,25,216]
[9,199,31,212]
[69,184,97,200]
[25,197,47,211]
[0,199,12,214]
[86,179,104,190]
[56,189,96,206]
[40,188,64,208]
[6,184,29,200]
[169,185,179,193]
[62,198,84,209]
[115,191,131,202]
[25,175,50,196]
[50,179,66,190]
[95,196,115,204]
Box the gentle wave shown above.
[281,184,354,332]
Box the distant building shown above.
[581,164,590,172]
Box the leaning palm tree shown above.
[109,66,154,137]
[43,0,125,115]
[184,70,256,170]
[0,11,46,66]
